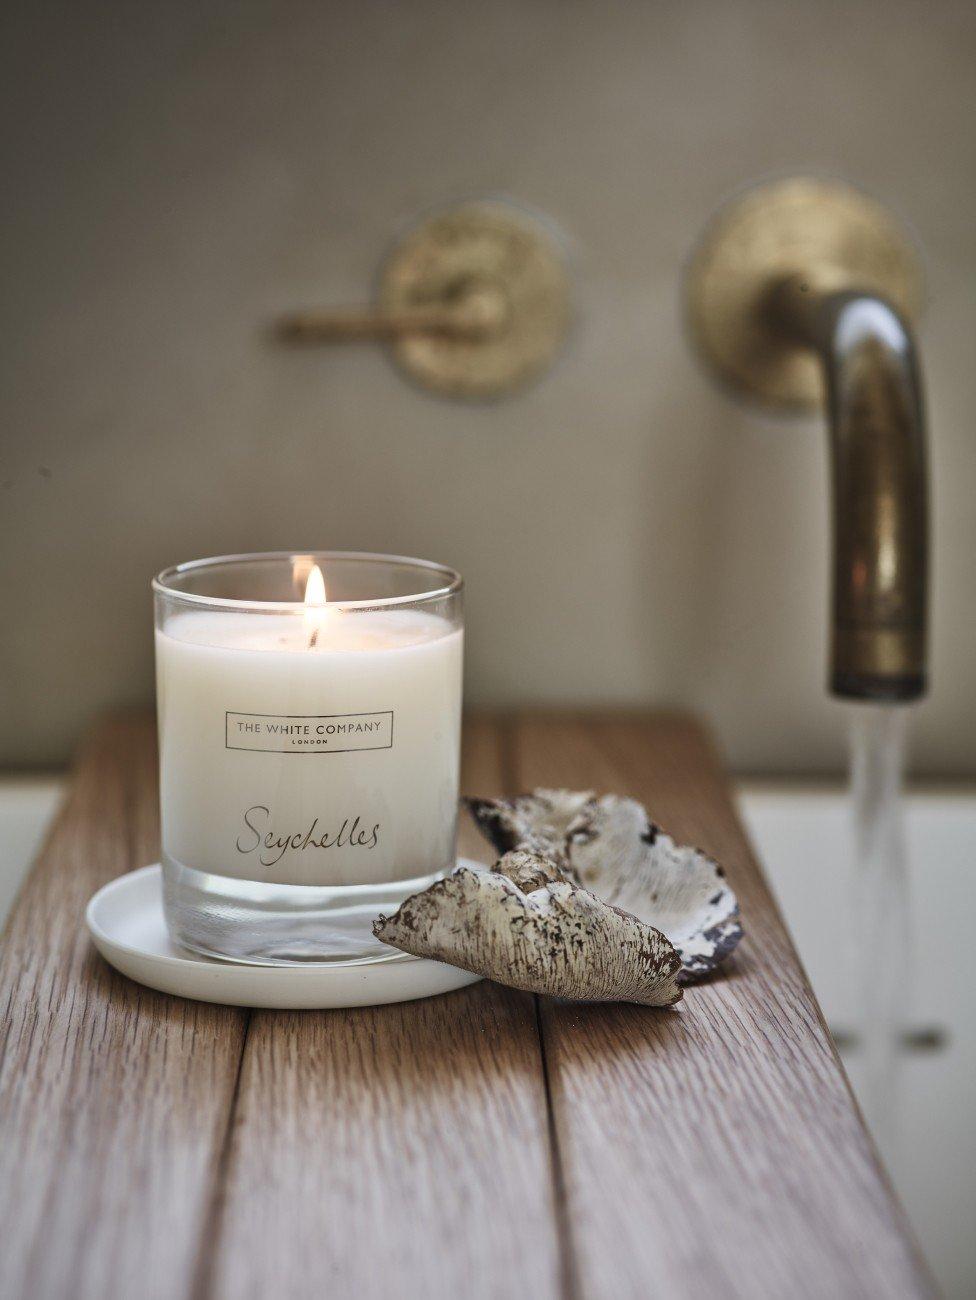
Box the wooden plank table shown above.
[0,710,934,1300]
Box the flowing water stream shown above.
[848,703,912,1156]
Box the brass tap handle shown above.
[272,201,570,397]
[275,283,510,344]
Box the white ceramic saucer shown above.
[86,863,481,1009]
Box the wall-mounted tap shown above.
[274,200,571,400]
[686,178,928,702]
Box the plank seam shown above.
[534,997,581,1300]
[506,712,580,1300]
[190,1009,252,1300]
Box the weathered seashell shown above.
[373,850,683,1007]
[465,788,594,869]
[467,790,742,980]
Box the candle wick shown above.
[308,626,319,649]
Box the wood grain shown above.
[203,711,564,1300]
[0,709,935,1300]
[0,712,248,1300]
[511,712,934,1300]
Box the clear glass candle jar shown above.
[153,552,463,965]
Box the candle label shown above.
[225,710,394,754]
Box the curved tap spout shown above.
[771,280,928,700]
[686,178,931,703]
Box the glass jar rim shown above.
[152,551,463,612]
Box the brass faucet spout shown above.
[686,178,930,702]
[772,279,928,699]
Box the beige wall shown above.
[2,0,974,772]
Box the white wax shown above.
[156,609,462,886]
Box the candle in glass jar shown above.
[156,564,463,890]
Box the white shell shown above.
[467,790,742,980]
[374,851,683,1007]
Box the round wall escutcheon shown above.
[685,177,924,410]
[380,201,571,399]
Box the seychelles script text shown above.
[236,804,380,867]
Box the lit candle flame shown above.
[303,563,328,647]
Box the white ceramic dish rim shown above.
[86,862,483,1007]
